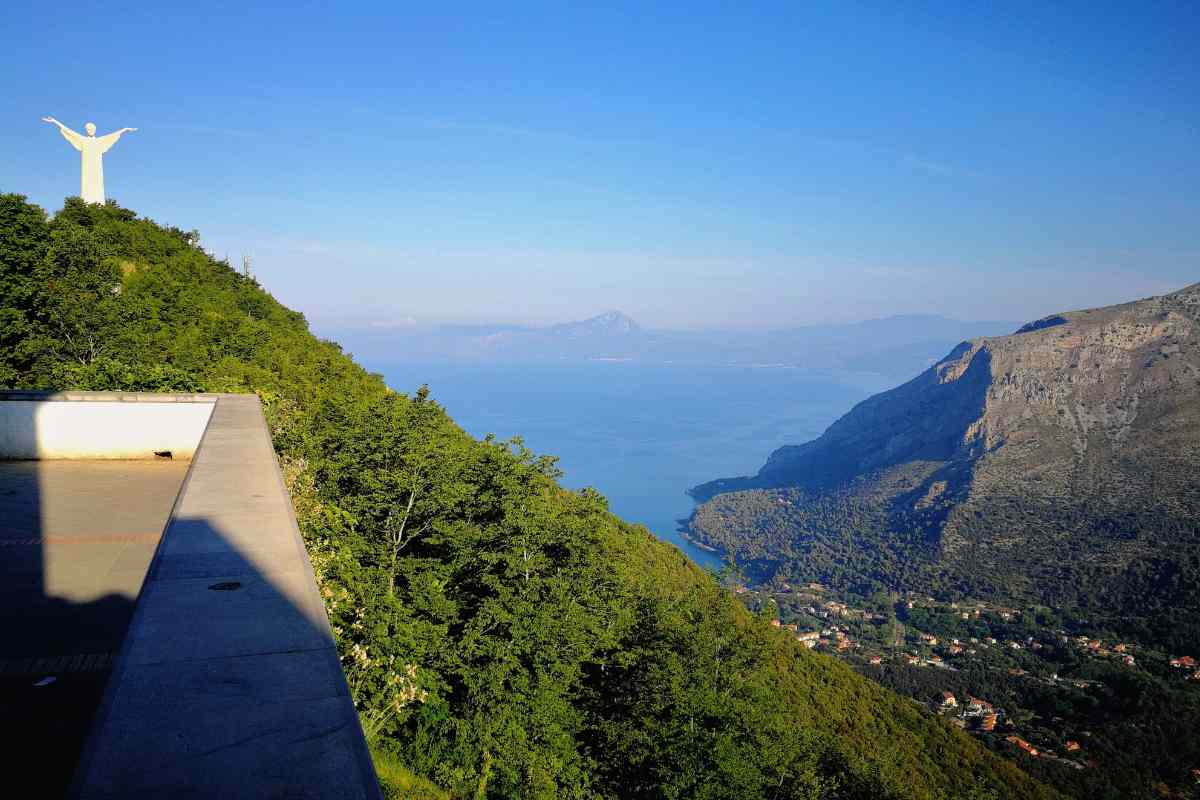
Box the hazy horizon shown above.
[323,307,1024,333]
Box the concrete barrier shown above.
[69,394,382,799]
[0,394,215,460]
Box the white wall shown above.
[0,400,215,459]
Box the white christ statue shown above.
[42,117,138,204]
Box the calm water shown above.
[371,361,892,570]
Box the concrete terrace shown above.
[0,459,189,658]
[0,458,190,798]
[0,392,380,799]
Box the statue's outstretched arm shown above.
[43,117,85,151]
[95,127,137,153]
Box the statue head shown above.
[85,122,96,136]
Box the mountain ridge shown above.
[688,282,1200,648]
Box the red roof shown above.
[1006,736,1038,756]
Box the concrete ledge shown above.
[0,399,215,460]
[71,394,381,799]
[0,391,218,403]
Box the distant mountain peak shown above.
[592,310,640,331]
[547,310,641,337]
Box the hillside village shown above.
[734,581,1200,798]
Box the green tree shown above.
[0,194,50,383]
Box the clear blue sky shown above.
[3,2,1197,329]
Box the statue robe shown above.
[57,126,123,204]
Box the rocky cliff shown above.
[689,283,1200,647]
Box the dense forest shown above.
[0,195,1061,800]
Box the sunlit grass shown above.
[370,744,449,800]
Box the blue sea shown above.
[370,361,894,570]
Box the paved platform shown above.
[0,459,189,798]
[0,460,189,657]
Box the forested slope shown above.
[0,195,1059,800]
